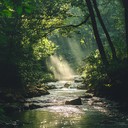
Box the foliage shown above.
[0,0,61,88]
[38,73,56,83]
[79,48,128,99]
[79,50,108,90]
[0,107,4,115]
[33,38,57,60]
[0,106,6,121]
[18,59,40,86]
[0,0,128,102]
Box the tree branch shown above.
[42,15,90,37]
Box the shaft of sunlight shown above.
[67,38,85,65]
[47,55,75,80]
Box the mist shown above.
[47,55,75,80]
[47,34,96,80]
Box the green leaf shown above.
[1,9,12,17]
[80,39,85,44]
[17,6,23,15]
[25,7,32,14]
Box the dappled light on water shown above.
[9,86,128,128]
[47,55,75,80]
[47,106,84,116]
[12,109,84,128]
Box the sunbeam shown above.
[47,55,75,80]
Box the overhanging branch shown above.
[42,15,90,37]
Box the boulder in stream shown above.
[45,82,57,89]
[65,98,82,105]
[73,75,83,83]
[64,82,71,88]
[26,86,50,98]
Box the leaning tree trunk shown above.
[85,0,108,66]
[92,0,117,61]
[122,0,128,58]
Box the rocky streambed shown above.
[1,80,128,128]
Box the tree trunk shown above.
[122,0,128,58]
[85,0,108,65]
[92,0,117,60]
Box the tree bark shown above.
[92,0,117,60]
[85,0,108,65]
[122,0,128,58]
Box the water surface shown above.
[9,81,128,128]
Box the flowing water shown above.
[9,81,128,128]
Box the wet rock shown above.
[28,103,42,109]
[45,82,57,89]
[92,97,102,102]
[65,98,82,105]
[23,103,30,110]
[2,93,16,102]
[80,93,93,98]
[36,88,49,94]
[26,86,50,98]
[0,89,25,103]
[64,82,71,88]
[23,103,42,110]
[77,84,86,89]
[3,103,21,112]
[74,75,83,83]
[0,120,23,128]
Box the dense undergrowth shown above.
[79,50,128,101]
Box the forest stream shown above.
[7,81,128,128]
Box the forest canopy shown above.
[0,0,128,100]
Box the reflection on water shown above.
[11,109,83,128]
[11,107,128,128]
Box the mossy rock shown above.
[26,86,49,98]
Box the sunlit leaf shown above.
[33,38,57,60]
[1,9,12,17]
[80,39,85,44]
